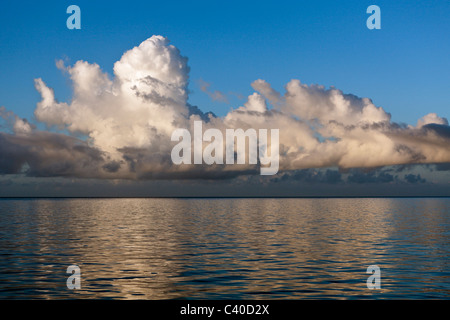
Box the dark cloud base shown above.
[1,164,449,197]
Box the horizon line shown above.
[1,196,449,199]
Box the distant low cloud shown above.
[276,169,343,184]
[1,35,450,180]
[404,173,426,184]
[347,169,395,184]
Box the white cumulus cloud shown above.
[1,35,450,180]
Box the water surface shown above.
[0,198,449,299]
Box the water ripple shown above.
[0,198,449,299]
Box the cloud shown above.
[347,169,395,184]
[198,79,228,103]
[417,113,448,128]
[0,106,34,134]
[276,168,343,184]
[404,173,426,184]
[250,79,281,108]
[1,35,450,180]
[434,163,450,171]
[0,131,104,177]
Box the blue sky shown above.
[1,0,449,124]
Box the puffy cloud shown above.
[0,106,34,134]
[1,35,450,180]
[417,113,448,127]
[35,35,190,157]
[251,79,281,107]
[243,93,267,112]
[282,80,391,126]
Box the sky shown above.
[0,0,449,197]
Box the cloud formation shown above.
[1,35,450,180]
[198,79,229,103]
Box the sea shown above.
[0,197,448,299]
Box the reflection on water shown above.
[0,198,449,299]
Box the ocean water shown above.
[0,197,448,299]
